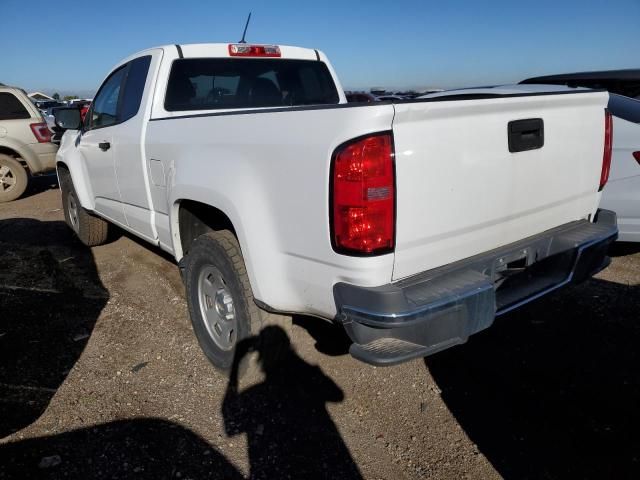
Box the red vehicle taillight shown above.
[633,151,640,166]
[30,122,51,143]
[331,132,395,255]
[599,110,613,191]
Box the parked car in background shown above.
[376,95,405,101]
[417,88,444,96]
[600,94,640,242]
[393,91,419,98]
[33,100,64,112]
[79,103,91,121]
[42,107,66,144]
[42,106,57,130]
[54,43,615,371]
[66,99,92,108]
[345,92,378,103]
[0,86,57,202]
[521,69,640,100]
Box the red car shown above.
[80,103,90,121]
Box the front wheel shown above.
[183,230,291,370]
[59,170,109,246]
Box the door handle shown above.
[98,142,111,151]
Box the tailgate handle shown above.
[508,118,544,153]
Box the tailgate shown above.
[391,91,609,281]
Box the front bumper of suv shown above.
[334,210,618,366]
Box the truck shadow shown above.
[292,315,352,356]
[0,418,242,479]
[609,241,640,257]
[425,277,640,479]
[0,218,108,439]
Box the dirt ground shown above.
[1,176,639,479]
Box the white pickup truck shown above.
[54,43,617,369]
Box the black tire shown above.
[184,230,291,371]
[0,154,28,203]
[59,170,109,246]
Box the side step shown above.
[349,337,465,367]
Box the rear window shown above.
[608,94,640,124]
[164,58,339,111]
[0,93,31,120]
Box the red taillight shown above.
[331,132,395,255]
[228,44,281,57]
[633,151,640,165]
[30,122,51,143]
[599,110,613,191]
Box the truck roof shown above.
[144,43,321,62]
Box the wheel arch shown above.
[0,145,21,159]
[0,144,30,170]
[169,186,283,313]
[0,139,41,173]
[55,146,95,211]
[174,199,238,261]
[56,160,70,175]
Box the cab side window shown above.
[120,56,152,122]
[90,66,126,129]
[87,56,152,131]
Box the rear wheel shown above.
[0,154,28,203]
[59,170,109,246]
[184,230,291,371]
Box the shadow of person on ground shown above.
[222,325,362,479]
[0,218,108,438]
[0,418,243,479]
[426,277,640,479]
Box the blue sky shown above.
[2,0,638,95]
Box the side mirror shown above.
[53,107,82,130]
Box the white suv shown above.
[0,86,58,202]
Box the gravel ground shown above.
[0,177,639,479]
